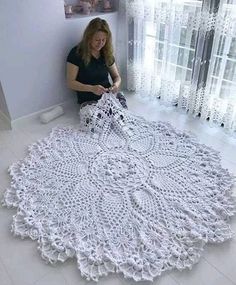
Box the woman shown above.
[66,17,127,108]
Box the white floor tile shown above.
[33,271,68,285]
[221,158,236,174]
[0,172,11,196]
[153,274,181,285]
[170,258,235,285]
[0,257,14,285]
[0,207,15,242]
[0,236,51,285]
[0,146,17,173]
[59,259,87,285]
[203,240,236,284]
[0,147,17,193]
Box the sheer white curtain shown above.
[121,0,236,133]
[201,0,236,130]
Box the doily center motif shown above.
[90,151,149,188]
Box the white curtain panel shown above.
[121,0,236,133]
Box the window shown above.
[144,0,202,86]
[143,0,236,101]
[208,2,236,101]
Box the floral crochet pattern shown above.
[3,93,236,282]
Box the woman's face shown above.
[90,31,107,52]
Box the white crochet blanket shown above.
[3,93,236,282]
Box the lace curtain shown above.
[119,0,236,133]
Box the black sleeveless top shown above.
[67,46,114,104]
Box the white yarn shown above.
[40,106,64,124]
[2,93,236,282]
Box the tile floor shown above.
[0,93,236,285]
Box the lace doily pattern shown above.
[3,93,236,282]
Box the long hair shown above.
[77,18,114,66]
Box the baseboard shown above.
[0,109,12,129]
[10,99,76,129]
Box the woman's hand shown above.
[91,85,108,96]
[109,84,119,94]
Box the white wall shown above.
[0,0,118,121]
[0,81,10,120]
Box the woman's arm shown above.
[108,63,121,93]
[66,63,107,95]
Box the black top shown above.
[67,46,114,104]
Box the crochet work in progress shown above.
[3,93,236,282]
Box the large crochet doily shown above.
[3,93,236,282]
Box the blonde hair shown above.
[77,17,114,66]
